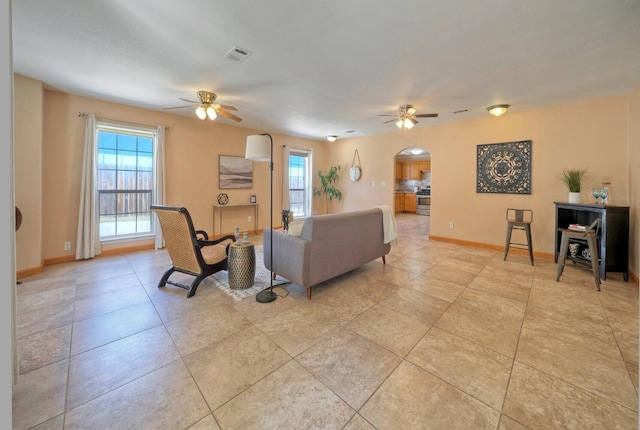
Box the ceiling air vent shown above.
[225,47,252,63]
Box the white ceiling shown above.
[11,0,640,141]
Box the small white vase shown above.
[568,192,581,204]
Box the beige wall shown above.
[329,95,630,261]
[14,75,43,272]
[14,76,638,283]
[628,78,640,279]
[15,83,327,270]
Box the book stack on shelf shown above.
[568,223,587,232]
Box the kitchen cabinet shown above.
[401,162,412,180]
[399,161,422,180]
[405,193,417,213]
[554,202,629,281]
[398,160,430,180]
[418,160,431,172]
[395,193,405,213]
[395,193,416,213]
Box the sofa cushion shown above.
[288,220,304,237]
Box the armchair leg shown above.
[307,287,312,300]
[187,274,207,298]
[158,267,176,288]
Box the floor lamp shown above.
[245,133,277,303]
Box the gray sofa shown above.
[263,207,392,299]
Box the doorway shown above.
[394,147,431,233]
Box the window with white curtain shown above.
[96,123,156,240]
[288,148,313,218]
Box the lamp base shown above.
[255,289,277,303]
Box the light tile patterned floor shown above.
[12,214,639,429]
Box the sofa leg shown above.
[307,287,312,300]
[382,255,386,264]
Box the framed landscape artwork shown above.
[219,155,253,189]
[476,140,532,194]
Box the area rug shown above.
[206,248,289,301]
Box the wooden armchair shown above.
[151,205,235,298]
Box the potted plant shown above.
[560,168,586,203]
[314,166,342,213]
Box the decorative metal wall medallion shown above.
[476,140,531,194]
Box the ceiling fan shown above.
[164,91,242,122]
[379,104,437,129]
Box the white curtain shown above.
[282,145,290,211]
[307,148,314,217]
[75,114,101,259]
[153,125,166,248]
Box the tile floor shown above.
[12,214,639,429]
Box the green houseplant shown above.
[314,166,342,213]
[560,168,586,203]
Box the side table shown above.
[228,242,256,290]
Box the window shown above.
[97,124,155,240]
[288,148,313,218]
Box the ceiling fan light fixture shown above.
[404,118,415,129]
[406,106,417,116]
[326,135,337,142]
[396,119,404,129]
[195,105,207,120]
[206,106,217,120]
[487,104,509,117]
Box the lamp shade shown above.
[195,105,207,120]
[245,134,271,161]
[206,106,217,120]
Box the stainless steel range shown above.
[416,187,431,216]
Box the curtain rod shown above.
[78,112,169,130]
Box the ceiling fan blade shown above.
[163,105,195,110]
[216,104,238,111]
[383,118,399,124]
[216,106,243,122]
[415,113,438,118]
[179,97,200,104]
[378,114,398,117]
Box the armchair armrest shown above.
[196,234,235,248]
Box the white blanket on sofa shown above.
[375,205,398,245]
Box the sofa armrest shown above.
[263,228,311,287]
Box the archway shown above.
[394,147,431,234]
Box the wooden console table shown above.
[554,202,629,281]
[213,203,259,236]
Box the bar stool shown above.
[556,218,601,291]
[503,208,534,265]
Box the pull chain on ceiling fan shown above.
[164,91,242,122]
[379,104,437,129]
